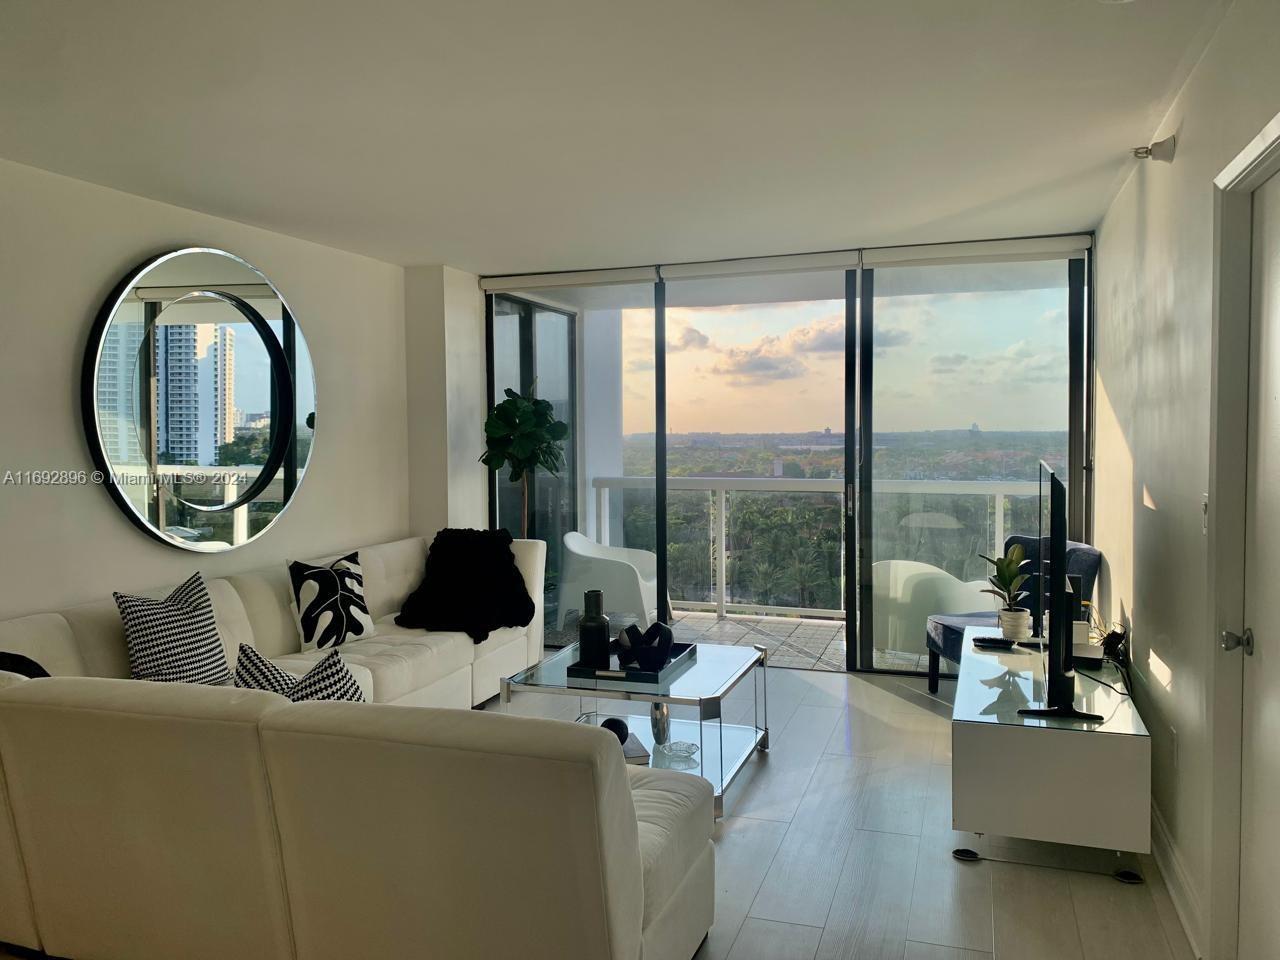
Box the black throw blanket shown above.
[396,528,535,643]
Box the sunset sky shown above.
[621,286,1069,435]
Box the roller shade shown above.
[862,235,1090,268]
[660,249,862,281]
[479,234,1090,292]
[480,266,658,293]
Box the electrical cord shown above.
[1077,667,1130,698]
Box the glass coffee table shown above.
[501,642,769,817]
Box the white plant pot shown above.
[998,608,1032,641]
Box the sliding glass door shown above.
[663,270,848,668]
[853,257,1083,672]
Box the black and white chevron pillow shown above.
[288,553,375,650]
[234,644,364,702]
[114,573,232,685]
[233,643,297,695]
[289,650,365,702]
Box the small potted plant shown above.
[980,542,1032,640]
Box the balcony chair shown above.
[557,532,663,629]
[872,560,995,667]
[924,535,1103,693]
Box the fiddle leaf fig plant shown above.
[979,542,1030,611]
[480,387,569,537]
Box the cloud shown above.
[785,314,845,353]
[669,324,711,352]
[710,336,806,384]
[930,353,971,372]
[877,327,913,348]
[1039,308,1066,327]
[1003,339,1038,361]
[776,315,913,357]
[626,357,655,373]
[874,325,914,357]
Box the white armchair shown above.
[871,559,996,656]
[557,532,661,629]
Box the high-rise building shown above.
[155,323,236,465]
[95,312,148,466]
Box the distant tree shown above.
[217,428,270,466]
[781,460,805,479]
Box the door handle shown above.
[1221,628,1255,656]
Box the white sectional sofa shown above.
[0,535,546,710]
[0,534,717,959]
[0,676,715,960]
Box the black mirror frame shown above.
[81,248,303,551]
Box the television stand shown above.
[951,626,1151,855]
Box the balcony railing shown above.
[592,475,1039,620]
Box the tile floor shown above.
[547,611,933,674]
[494,666,1194,960]
[0,668,1192,960]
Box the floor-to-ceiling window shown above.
[483,238,1090,675]
[663,268,849,668]
[487,280,657,641]
[487,294,578,628]
[856,256,1080,672]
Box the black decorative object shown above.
[616,621,675,671]
[600,717,630,745]
[568,640,697,686]
[396,528,535,642]
[0,653,50,679]
[578,590,611,669]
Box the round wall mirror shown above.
[83,248,316,551]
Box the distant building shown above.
[96,318,148,466]
[155,323,236,465]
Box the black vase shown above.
[578,590,611,669]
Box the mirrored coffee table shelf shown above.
[501,642,769,817]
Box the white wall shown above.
[0,159,412,618]
[404,265,488,536]
[580,308,624,542]
[1093,0,1280,951]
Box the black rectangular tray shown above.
[567,641,697,686]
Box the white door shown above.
[1240,170,1280,959]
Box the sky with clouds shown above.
[621,287,1069,435]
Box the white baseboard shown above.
[1152,802,1205,959]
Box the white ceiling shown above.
[0,0,1225,274]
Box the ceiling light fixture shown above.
[1133,135,1176,162]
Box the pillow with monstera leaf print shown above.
[287,552,376,650]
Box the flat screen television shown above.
[1018,461,1103,723]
